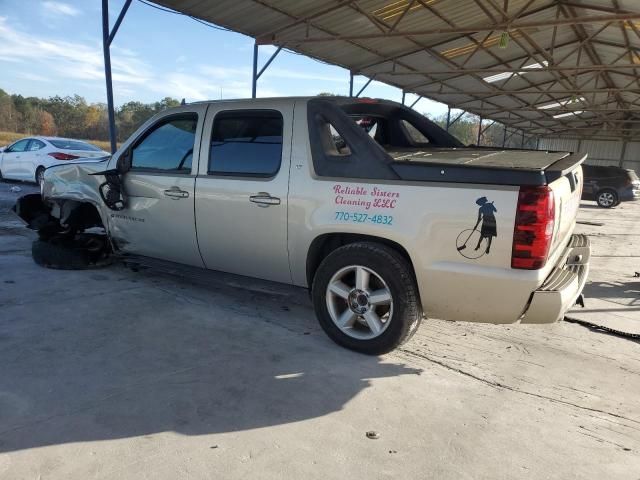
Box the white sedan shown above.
[0,136,109,184]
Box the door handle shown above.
[163,187,189,199]
[249,192,281,207]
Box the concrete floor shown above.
[0,180,638,480]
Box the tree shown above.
[38,111,57,136]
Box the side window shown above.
[317,117,351,156]
[7,139,30,153]
[328,123,351,155]
[28,140,45,151]
[131,114,198,173]
[209,110,283,177]
[401,119,430,144]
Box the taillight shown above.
[511,186,555,270]
[48,152,80,160]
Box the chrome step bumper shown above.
[521,234,591,324]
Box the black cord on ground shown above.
[564,316,640,342]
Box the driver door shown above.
[108,105,208,267]
[1,139,31,180]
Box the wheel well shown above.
[60,201,105,231]
[306,233,416,287]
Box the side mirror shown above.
[116,148,132,174]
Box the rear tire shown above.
[596,189,617,208]
[312,242,422,355]
[32,234,112,270]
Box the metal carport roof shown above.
[149,0,640,141]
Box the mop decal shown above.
[456,196,498,259]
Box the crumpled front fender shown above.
[40,160,111,228]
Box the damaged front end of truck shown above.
[12,156,128,269]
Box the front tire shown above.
[32,234,112,270]
[596,189,617,208]
[312,242,422,355]
[35,166,45,186]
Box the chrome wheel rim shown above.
[598,192,614,206]
[326,265,393,340]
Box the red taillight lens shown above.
[48,152,80,160]
[511,186,555,270]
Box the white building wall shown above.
[538,138,639,173]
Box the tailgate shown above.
[546,153,587,258]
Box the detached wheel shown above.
[312,242,422,355]
[596,189,617,208]
[32,234,112,270]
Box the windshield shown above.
[49,139,103,151]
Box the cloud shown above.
[18,72,51,82]
[0,17,151,86]
[0,17,289,103]
[151,68,286,100]
[42,1,80,17]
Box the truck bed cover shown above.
[389,148,586,186]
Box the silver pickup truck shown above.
[14,97,590,354]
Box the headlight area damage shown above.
[12,166,117,270]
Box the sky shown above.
[0,0,448,116]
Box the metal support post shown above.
[102,0,132,154]
[355,76,374,97]
[252,43,258,98]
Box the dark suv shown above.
[581,165,640,208]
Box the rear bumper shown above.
[520,234,590,324]
[620,185,640,201]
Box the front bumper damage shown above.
[521,234,590,324]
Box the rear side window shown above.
[28,140,46,151]
[49,139,102,151]
[209,110,283,177]
[131,114,198,173]
[401,119,429,144]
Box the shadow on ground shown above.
[0,257,421,453]
[583,279,640,307]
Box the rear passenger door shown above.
[581,165,599,198]
[195,104,293,283]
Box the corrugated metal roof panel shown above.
[153,0,640,140]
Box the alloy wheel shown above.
[325,265,393,340]
[598,191,615,207]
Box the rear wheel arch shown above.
[306,232,417,288]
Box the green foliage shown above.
[0,89,181,142]
[427,111,536,148]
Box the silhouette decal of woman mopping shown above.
[456,196,498,259]
[473,196,497,254]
